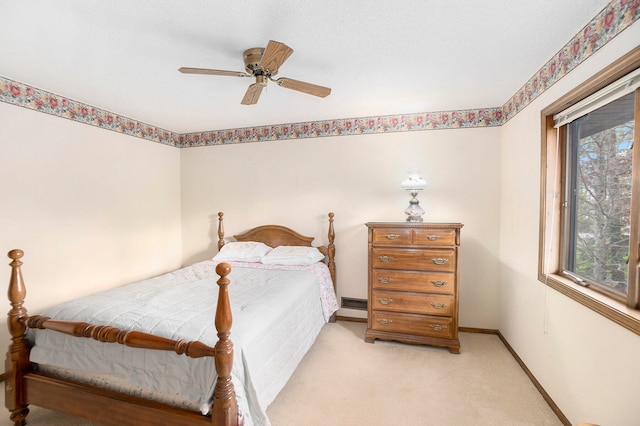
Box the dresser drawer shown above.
[372,248,455,272]
[370,311,455,339]
[371,227,456,246]
[412,228,456,246]
[371,290,454,316]
[371,228,413,245]
[372,270,455,295]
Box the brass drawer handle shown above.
[431,258,448,265]
[377,276,393,284]
[378,255,394,263]
[385,234,400,240]
[427,235,440,241]
[377,297,393,305]
[431,280,447,287]
[376,318,393,326]
[429,324,448,332]
[431,302,447,309]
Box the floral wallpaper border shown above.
[502,0,640,121]
[179,108,503,147]
[1,0,638,148]
[0,80,181,147]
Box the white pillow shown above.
[260,245,325,265]
[212,241,272,263]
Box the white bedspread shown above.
[29,260,338,426]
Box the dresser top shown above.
[365,222,463,229]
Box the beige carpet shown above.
[1,321,562,426]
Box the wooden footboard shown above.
[5,250,240,426]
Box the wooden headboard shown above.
[233,224,315,247]
[216,212,336,299]
[216,212,334,251]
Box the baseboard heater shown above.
[341,297,368,310]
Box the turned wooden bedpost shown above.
[5,250,30,425]
[217,212,225,252]
[211,262,239,426]
[327,213,337,323]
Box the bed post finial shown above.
[217,212,225,252]
[327,213,337,323]
[212,262,239,425]
[6,249,30,425]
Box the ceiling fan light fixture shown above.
[255,74,268,86]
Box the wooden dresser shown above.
[364,222,463,353]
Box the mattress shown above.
[28,260,338,426]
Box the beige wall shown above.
[0,103,183,347]
[498,23,640,426]
[1,16,639,426]
[180,128,502,328]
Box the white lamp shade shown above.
[401,172,426,191]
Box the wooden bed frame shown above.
[5,212,336,426]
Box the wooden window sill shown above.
[538,273,640,335]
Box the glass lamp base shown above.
[405,193,425,222]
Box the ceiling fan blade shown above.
[259,40,293,76]
[241,83,265,105]
[275,77,331,98]
[178,67,249,77]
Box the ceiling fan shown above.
[179,40,331,105]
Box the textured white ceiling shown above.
[0,0,608,133]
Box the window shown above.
[562,91,635,299]
[540,48,640,335]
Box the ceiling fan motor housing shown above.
[243,48,267,75]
